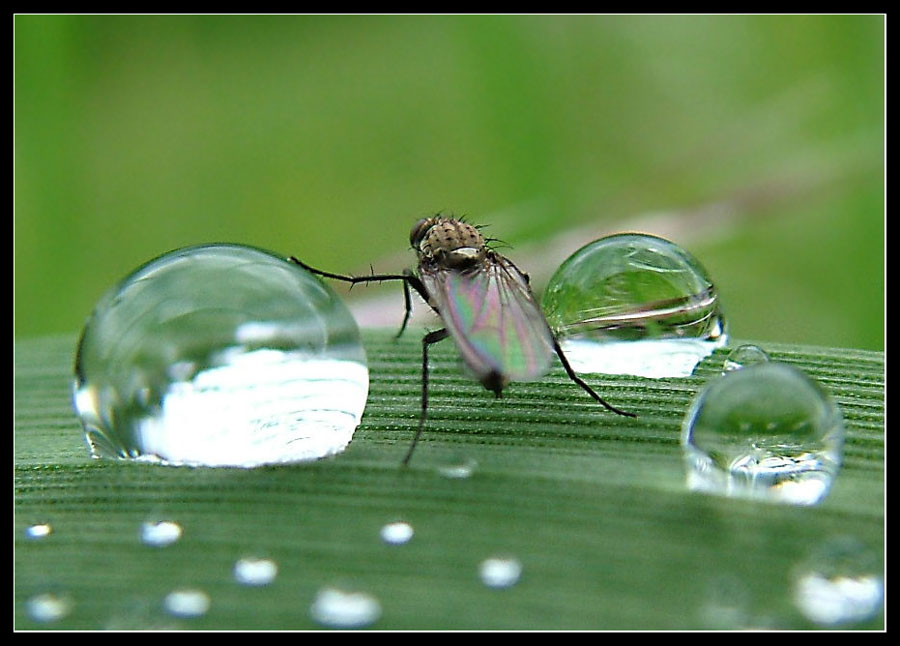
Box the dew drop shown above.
[380,521,414,545]
[163,589,210,618]
[72,244,369,467]
[141,520,183,547]
[25,523,53,539]
[437,456,477,479]
[233,557,279,586]
[723,344,770,373]
[681,363,844,505]
[543,233,727,378]
[309,587,381,628]
[26,592,72,623]
[792,537,883,626]
[479,556,523,589]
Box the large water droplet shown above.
[73,244,369,467]
[543,233,727,378]
[792,537,883,627]
[681,363,844,505]
[479,556,523,589]
[309,587,381,628]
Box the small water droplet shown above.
[233,557,279,586]
[309,587,381,628]
[164,589,210,618]
[723,344,770,373]
[681,363,844,505]
[25,523,53,539]
[437,456,478,479]
[141,520,183,547]
[72,244,369,468]
[26,592,72,623]
[793,537,883,626]
[380,521,414,545]
[543,233,727,378]
[479,556,523,589]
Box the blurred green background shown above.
[14,14,884,350]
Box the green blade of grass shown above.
[15,332,884,630]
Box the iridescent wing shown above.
[421,254,556,384]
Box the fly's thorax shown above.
[410,217,487,270]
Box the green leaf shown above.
[15,332,884,630]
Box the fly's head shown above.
[410,216,487,270]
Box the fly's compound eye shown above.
[410,218,435,249]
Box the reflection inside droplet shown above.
[479,556,523,589]
[438,457,478,479]
[681,363,844,505]
[164,589,210,618]
[141,520,183,547]
[309,587,381,628]
[543,233,727,378]
[73,244,369,468]
[233,557,279,586]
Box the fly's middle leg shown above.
[402,327,450,466]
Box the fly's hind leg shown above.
[552,339,637,418]
[402,327,450,466]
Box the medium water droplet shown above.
[792,537,883,626]
[723,344,770,373]
[681,363,844,505]
[26,592,72,623]
[380,521,414,545]
[73,244,369,467]
[141,520,183,547]
[25,523,53,539]
[309,587,381,628]
[479,556,523,588]
[543,233,727,378]
[233,557,279,586]
[164,589,210,618]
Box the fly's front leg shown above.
[288,257,429,339]
[552,338,637,418]
[402,327,450,466]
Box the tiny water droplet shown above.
[723,344,770,373]
[543,233,727,378]
[25,523,53,539]
[792,537,883,626]
[437,456,478,479]
[479,556,523,589]
[141,520,183,547]
[164,589,210,618]
[73,244,369,468]
[380,521,414,545]
[233,557,279,586]
[309,587,381,628]
[682,363,844,505]
[26,592,72,623]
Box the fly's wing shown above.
[422,256,555,383]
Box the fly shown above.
[290,215,636,465]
